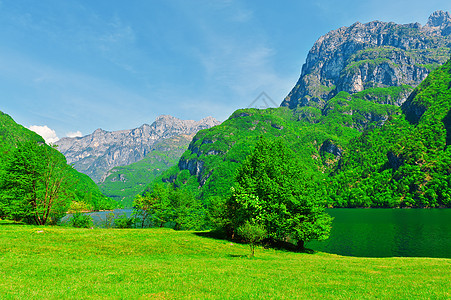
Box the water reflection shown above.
[307,209,451,258]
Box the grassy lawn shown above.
[0,225,449,299]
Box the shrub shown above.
[70,212,93,228]
[114,214,135,228]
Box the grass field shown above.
[0,225,449,299]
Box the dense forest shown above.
[329,58,451,207]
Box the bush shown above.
[114,214,135,228]
[67,201,93,214]
[70,212,93,228]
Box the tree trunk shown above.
[297,240,305,252]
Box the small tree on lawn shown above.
[237,220,267,257]
[227,136,333,250]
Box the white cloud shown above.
[28,125,59,144]
[66,131,83,138]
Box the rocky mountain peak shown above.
[281,11,451,110]
[426,10,451,28]
[93,128,106,135]
[154,114,177,123]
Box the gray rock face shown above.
[55,115,220,182]
[281,11,451,109]
[320,139,343,157]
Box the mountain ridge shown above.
[55,115,221,182]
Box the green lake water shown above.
[307,209,451,258]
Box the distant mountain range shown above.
[54,115,220,183]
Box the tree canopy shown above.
[226,136,333,249]
[0,141,73,224]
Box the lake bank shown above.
[61,208,451,258]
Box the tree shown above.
[237,220,267,257]
[226,136,333,250]
[133,183,206,230]
[0,141,73,224]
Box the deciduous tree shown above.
[227,136,332,250]
[0,141,73,224]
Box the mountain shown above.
[55,115,220,182]
[0,110,117,213]
[98,133,194,207]
[152,11,451,208]
[329,58,451,207]
[281,10,451,109]
[157,87,402,201]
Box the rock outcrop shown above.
[55,115,220,182]
[281,11,451,109]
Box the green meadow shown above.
[0,225,449,299]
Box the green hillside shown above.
[98,134,194,207]
[0,111,44,146]
[328,58,451,207]
[150,59,451,210]
[154,86,406,206]
[0,111,117,223]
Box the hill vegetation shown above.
[0,111,117,224]
[328,58,451,207]
[153,86,408,205]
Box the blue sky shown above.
[1,0,450,142]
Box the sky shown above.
[1,0,451,143]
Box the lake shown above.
[307,209,451,258]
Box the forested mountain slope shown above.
[155,86,405,203]
[0,111,44,145]
[329,58,451,207]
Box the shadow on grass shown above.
[0,220,25,226]
[194,230,316,254]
